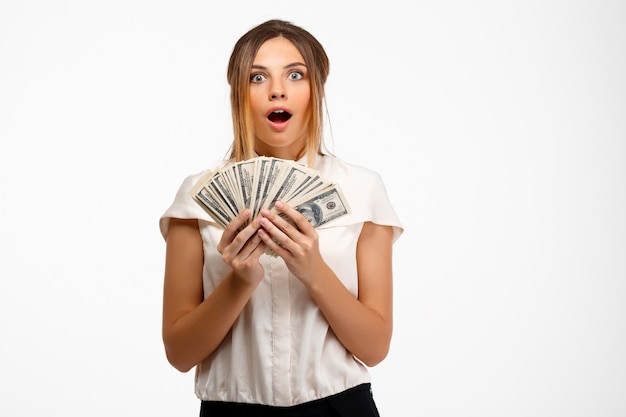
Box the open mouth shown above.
[268,110,292,123]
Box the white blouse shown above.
[160,154,403,406]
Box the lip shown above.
[266,106,292,131]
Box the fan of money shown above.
[190,156,351,229]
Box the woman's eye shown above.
[251,74,266,83]
[289,71,303,80]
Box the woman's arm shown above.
[162,213,266,372]
[309,221,394,366]
[258,203,394,366]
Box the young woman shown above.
[159,19,403,416]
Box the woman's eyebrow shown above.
[251,62,307,70]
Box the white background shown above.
[1,1,625,416]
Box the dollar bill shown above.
[189,156,351,231]
[288,186,350,228]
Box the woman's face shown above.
[249,37,311,160]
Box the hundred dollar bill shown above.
[210,171,239,219]
[253,157,285,217]
[234,159,256,215]
[249,157,271,217]
[218,163,241,210]
[266,164,316,209]
[286,184,351,228]
[194,186,231,228]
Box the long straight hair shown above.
[226,19,330,167]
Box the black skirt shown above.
[199,383,381,417]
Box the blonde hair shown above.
[226,19,330,167]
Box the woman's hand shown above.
[257,201,326,284]
[217,209,267,285]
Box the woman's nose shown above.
[270,82,286,100]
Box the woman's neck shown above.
[254,145,306,161]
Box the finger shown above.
[222,209,251,241]
[230,216,264,252]
[259,216,287,241]
[219,212,261,255]
[257,227,288,256]
[239,227,266,259]
[248,236,268,260]
[272,201,314,235]
[260,209,291,235]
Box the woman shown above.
[160,19,403,416]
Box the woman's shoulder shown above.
[159,159,230,238]
[318,154,382,182]
[316,154,403,238]
[182,159,230,185]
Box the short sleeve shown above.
[317,157,404,243]
[362,171,404,243]
[159,171,212,240]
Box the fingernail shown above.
[275,201,284,209]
